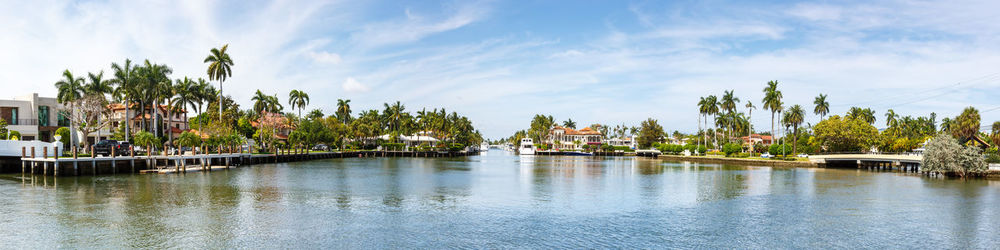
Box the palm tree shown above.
[813,94,829,120]
[252,90,271,114]
[745,100,756,154]
[55,70,84,150]
[720,90,739,142]
[952,106,981,143]
[563,118,576,129]
[785,105,805,154]
[941,117,953,132]
[111,59,138,141]
[762,80,782,142]
[204,44,234,122]
[336,99,352,124]
[169,77,198,145]
[697,97,707,152]
[288,89,310,121]
[885,109,899,128]
[84,71,113,142]
[193,78,213,131]
[705,95,719,148]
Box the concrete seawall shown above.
[657,155,818,168]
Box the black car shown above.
[94,140,131,156]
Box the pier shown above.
[15,146,481,176]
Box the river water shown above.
[1,150,998,248]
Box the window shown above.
[38,106,49,126]
[9,107,17,125]
[57,110,70,127]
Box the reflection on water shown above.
[1,150,1000,248]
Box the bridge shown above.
[809,153,923,172]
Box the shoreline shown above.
[655,154,818,168]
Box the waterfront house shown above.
[605,137,637,149]
[108,103,191,142]
[545,126,602,150]
[739,134,773,146]
[0,93,69,142]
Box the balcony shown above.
[8,119,37,126]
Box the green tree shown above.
[336,99,352,124]
[813,93,829,120]
[111,59,138,141]
[134,131,160,153]
[784,105,805,154]
[55,70,84,149]
[175,131,202,151]
[704,95,719,148]
[288,89,310,121]
[951,106,981,144]
[204,44,234,121]
[762,80,783,144]
[636,118,664,149]
[814,115,879,152]
[562,118,576,129]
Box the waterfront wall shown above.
[657,155,818,168]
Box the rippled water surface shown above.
[1,150,999,248]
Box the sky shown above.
[2,0,1000,139]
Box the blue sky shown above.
[3,0,1000,138]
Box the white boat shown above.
[518,138,536,155]
[480,143,489,151]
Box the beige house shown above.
[545,126,602,150]
[108,104,190,141]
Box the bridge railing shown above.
[810,151,923,156]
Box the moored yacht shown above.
[518,138,536,155]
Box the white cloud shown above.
[307,51,342,64]
[342,77,369,93]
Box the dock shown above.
[16,147,481,177]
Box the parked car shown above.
[312,144,329,151]
[796,153,809,158]
[760,152,773,158]
[93,140,131,156]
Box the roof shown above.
[740,134,773,141]
[378,134,439,142]
[550,126,602,135]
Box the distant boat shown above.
[519,138,535,155]
[563,151,593,156]
[480,142,489,151]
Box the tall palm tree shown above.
[204,44,234,122]
[84,71,113,142]
[193,78,213,131]
[288,89,309,121]
[762,80,782,142]
[111,59,137,141]
[563,118,576,129]
[720,90,739,142]
[169,77,198,145]
[704,95,719,148]
[785,105,805,154]
[745,100,756,154]
[252,90,271,114]
[884,109,899,128]
[336,99,352,124]
[55,70,84,149]
[940,117,953,132]
[813,93,829,120]
[697,97,709,152]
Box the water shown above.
[1,150,999,248]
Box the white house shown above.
[0,93,68,142]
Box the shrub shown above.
[922,133,987,177]
[722,143,742,156]
[768,144,792,156]
[55,127,71,145]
